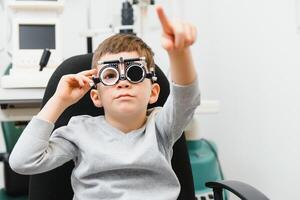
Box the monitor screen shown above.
[19,24,56,49]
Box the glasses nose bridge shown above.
[118,63,127,82]
[118,62,126,76]
[117,62,130,88]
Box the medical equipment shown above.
[92,57,156,86]
[7,0,64,12]
[1,0,64,88]
[188,139,227,200]
[1,19,62,88]
[83,0,155,53]
[12,20,61,69]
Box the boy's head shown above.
[91,34,155,71]
[90,34,160,120]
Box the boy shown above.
[9,6,200,200]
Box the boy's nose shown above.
[116,79,131,89]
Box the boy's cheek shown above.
[97,85,106,93]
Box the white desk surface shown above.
[0,88,44,121]
[0,87,44,104]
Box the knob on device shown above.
[39,48,51,71]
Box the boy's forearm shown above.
[36,96,68,123]
[168,48,197,85]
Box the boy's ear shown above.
[149,83,160,104]
[90,89,102,108]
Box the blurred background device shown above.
[1,0,63,88]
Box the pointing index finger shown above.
[156,5,173,34]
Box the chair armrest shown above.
[206,180,269,200]
[0,152,9,162]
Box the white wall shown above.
[1,0,300,199]
[184,0,300,199]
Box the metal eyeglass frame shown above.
[92,57,157,87]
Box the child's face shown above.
[90,51,160,119]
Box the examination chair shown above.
[28,53,269,200]
[0,122,28,200]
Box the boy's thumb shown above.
[161,36,174,51]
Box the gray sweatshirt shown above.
[9,80,200,200]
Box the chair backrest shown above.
[29,53,195,200]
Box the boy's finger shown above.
[156,5,173,35]
[161,33,174,51]
[191,26,197,43]
[185,23,194,46]
[73,74,92,88]
[79,69,97,76]
[68,76,83,87]
[78,74,93,86]
[174,22,185,49]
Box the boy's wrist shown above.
[167,47,191,58]
[37,96,69,123]
[167,47,196,85]
[50,95,71,110]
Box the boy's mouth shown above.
[115,93,134,99]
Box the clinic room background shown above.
[1,0,300,200]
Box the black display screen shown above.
[19,24,56,49]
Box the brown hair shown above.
[92,34,155,70]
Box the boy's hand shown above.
[156,5,197,85]
[53,69,97,108]
[37,69,97,124]
[156,5,197,52]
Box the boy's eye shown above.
[100,67,119,85]
[104,73,116,80]
[103,71,117,79]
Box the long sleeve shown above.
[9,117,77,175]
[155,78,200,149]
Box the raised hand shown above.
[53,69,97,107]
[156,5,197,52]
